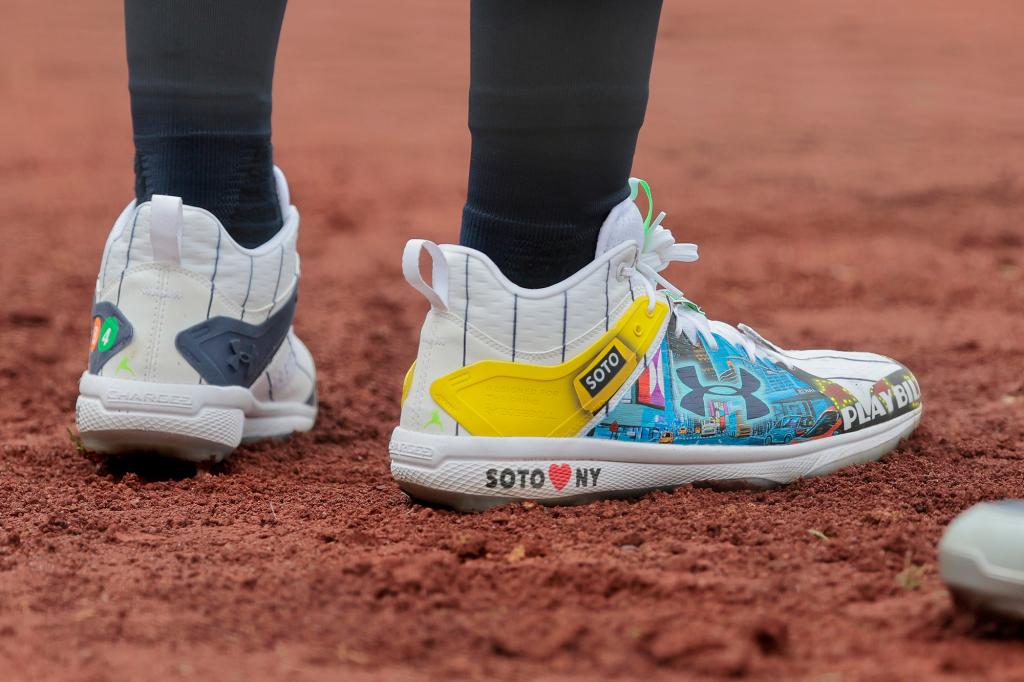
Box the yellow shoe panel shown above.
[429,297,668,437]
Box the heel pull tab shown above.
[150,195,183,265]
[273,165,290,218]
[402,239,448,311]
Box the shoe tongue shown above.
[594,195,645,256]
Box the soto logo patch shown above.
[579,345,626,397]
[573,339,634,413]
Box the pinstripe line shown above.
[628,277,634,301]
[598,261,606,413]
[206,227,222,319]
[99,233,116,293]
[115,210,141,306]
[267,245,284,319]
[605,261,610,331]
[461,255,469,367]
[286,334,316,384]
[457,254,469,436]
[266,372,274,401]
[511,294,518,362]
[561,291,568,363]
[240,256,254,321]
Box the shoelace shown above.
[621,178,766,363]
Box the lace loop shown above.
[623,179,766,362]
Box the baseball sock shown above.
[125,0,288,248]
[461,0,663,288]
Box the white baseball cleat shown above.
[75,168,316,462]
[940,501,1024,621]
[390,178,922,511]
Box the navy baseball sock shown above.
[461,0,663,288]
[125,0,288,248]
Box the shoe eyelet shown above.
[633,324,644,337]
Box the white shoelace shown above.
[620,209,767,362]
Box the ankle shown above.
[133,134,282,247]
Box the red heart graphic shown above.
[548,464,572,491]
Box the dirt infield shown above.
[2,0,1024,679]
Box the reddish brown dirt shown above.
[2,0,1024,679]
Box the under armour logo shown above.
[227,338,257,371]
[676,365,769,419]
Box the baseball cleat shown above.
[390,178,922,511]
[75,168,317,462]
[940,501,1024,621]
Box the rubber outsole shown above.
[390,408,922,512]
[75,373,316,463]
[939,502,1024,622]
[942,550,1024,621]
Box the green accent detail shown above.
[423,409,443,432]
[97,317,119,352]
[115,355,135,377]
[628,177,654,232]
[664,291,706,317]
[627,178,709,320]
[682,300,705,316]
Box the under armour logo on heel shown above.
[227,338,257,372]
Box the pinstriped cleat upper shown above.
[86,166,315,405]
[76,167,316,461]
[400,178,921,446]
[391,177,922,510]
